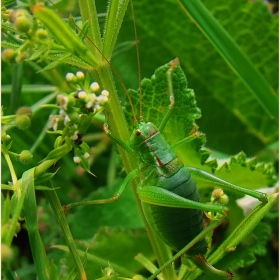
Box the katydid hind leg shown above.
[189,167,268,202]
[137,185,228,214]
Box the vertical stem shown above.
[78,0,103,60]
[80,1,177,278]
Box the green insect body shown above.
[130,121,207,256]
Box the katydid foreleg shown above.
[63,168,138,211]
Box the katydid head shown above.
[130,122,158,148]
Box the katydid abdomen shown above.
[148,167,207,256]
[132,122,207,256]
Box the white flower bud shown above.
[101,89,109,97]
[76,71,85,80]
[73,156,81,163]
[66,73,75,82]
[77,90,87,99]
[84,152,90,159]
[90,82,100,92]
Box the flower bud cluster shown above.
[210,188,229,205]
[2,8,49,64]
[48,71,109,132]
[65,71,109,112]
[47,71,109,167]
[73,143,91,165]
[9,9,32,33]
[205,188,229,221]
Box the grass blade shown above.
[22,169,49,280]
[43,181,87,280]
[177,0,278,119]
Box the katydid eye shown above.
[135,129,142,136]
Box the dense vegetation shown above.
[2,0,278,279]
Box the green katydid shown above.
[41,1,270,279]
[63,57,268,279]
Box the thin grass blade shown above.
[177,0,278,119]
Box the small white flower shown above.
[57,94,69,110]
[101,89,109,97]
[97,95,108,105]
[85,94,97,108]
[94,104,101,111]
[70,131,78,140]
[86,101,93,109]
[64,114,71,125]
[59,109,66,117]
[84,152,90,159]
[66,73,75,82]
[76,71,85,80]
[90,82,100,92]
[73,156,81,163]
[48,115,59,131]
[77,90,87,99]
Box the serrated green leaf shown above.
[125,59,205,169]
[43,53,93,71]
[211,152,277,189]
[41,53,71,71]
[126,59,201,141]
[1,41,21,49]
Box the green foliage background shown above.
[1,0,278,279]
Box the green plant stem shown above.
[44,181,87,280]
[23,169,49,280]
[97,47,177,280]
[78,0,103,60]
[2,149,18,185]
[78,1,177,278]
